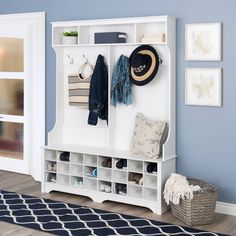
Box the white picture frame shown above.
[185,68,222,107]
[185,23,222,61]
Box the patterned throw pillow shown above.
[130,113,168,159]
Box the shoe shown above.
[60,152,70,162]
[100,184,105,191]
[102,158,112,168]
[86,168,97,177]
[146,163,157,174]
[46,173,56,183]
[116,159,127,169]
[129,173,143,185]
[105,185,111,193]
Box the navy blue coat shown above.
[88,54,108,125]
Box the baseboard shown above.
[216,201,236,216]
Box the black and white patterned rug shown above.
[0,190,224,236]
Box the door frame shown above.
[0,12,45,181]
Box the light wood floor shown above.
[0,170,235,236]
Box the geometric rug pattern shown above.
[0,190,224,236]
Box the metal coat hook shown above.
[68,54,74,64]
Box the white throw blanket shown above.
[163,173,201,205]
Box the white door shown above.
[0,13,45,180]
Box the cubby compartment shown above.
[98,168,112,181]
[57,151,70,162]
[113,170,127,184]
[113,158,127,171]
[128,160,143,173]
[83,154,97,166]
[114,183,127,195]
[45,173,56,183]
[128,172,143,186]
[57,174,69,186]
[70,153,83,165]
[53,26,79,45]
[45,160,57,173]
[70,176,83,188]
[57,162,69,175]
[143,187,157,202]
[144,162,158,175]
[84,178,97,191]
[70,164,83,177]
[45,150,57,161]
[98,180,112,193]
[84,166,97,178]
[128,185,142,199]
[136,22,166,44]
[79,23,135,45]
[144,174,157,189]
[98,156,112,168]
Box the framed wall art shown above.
[185,23,222,61]
[185,68,222,107]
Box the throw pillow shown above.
[130,113,168,159]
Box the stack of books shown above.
[140,33,166,43]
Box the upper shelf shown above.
[52,16,170,47]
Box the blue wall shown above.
[0,0,235,204]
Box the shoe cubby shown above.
[98,181,112,193]
[98,156,112,168]
[57,151,70,162]
[144,174,157,189]
[45,173,57,183]
[45,160,57,173]
[144,162,158,175]
[84,178,97,191]
[113,158,127,171]
[45,150,57,161]
[112,169,127,184]
[83,154,97,166]
[128,185,142,199]
[70,176,83,188]
[57,174,69,186]
[128,160,143,173]
[128,172,143,186]
[143,187,157,202]
[70,164,83,177]
[84,166,97,178]
[70,152,83,165]
[57,162,69,175]
[115,183,127,195]
[97,168,112,181]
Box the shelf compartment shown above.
[45,150,57,161]
[70,152,83,165]
[83,154,97,167]
[112,170,127,184]
[53,26,79,45]
[128,172,143,186]
[84,166,97,178]
[70,164,83,177]
[57,174,69,186]
[98,168,111,181]
[98,156,112,168]
[98,180,112,193]
[79,23,135,45]
[136,22,166,44]
[143,187,157,202]
[45,173,57,183]
[144,174,157,189]
[84,178,97,191]
[114,183,127,195]
[57,151,70,162]
[45,160,57,173]
[128,185,142,199]
[57,162,69,175]
[144,162,158,175]
[113,158,127,171]
[70,176,83,188]
[128,160,143,173]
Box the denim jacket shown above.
[88,54,108,125]
[111,55,132,107]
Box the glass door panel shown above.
[0,79,24,116]
[0,121,23,159]
[0,37,24,72]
